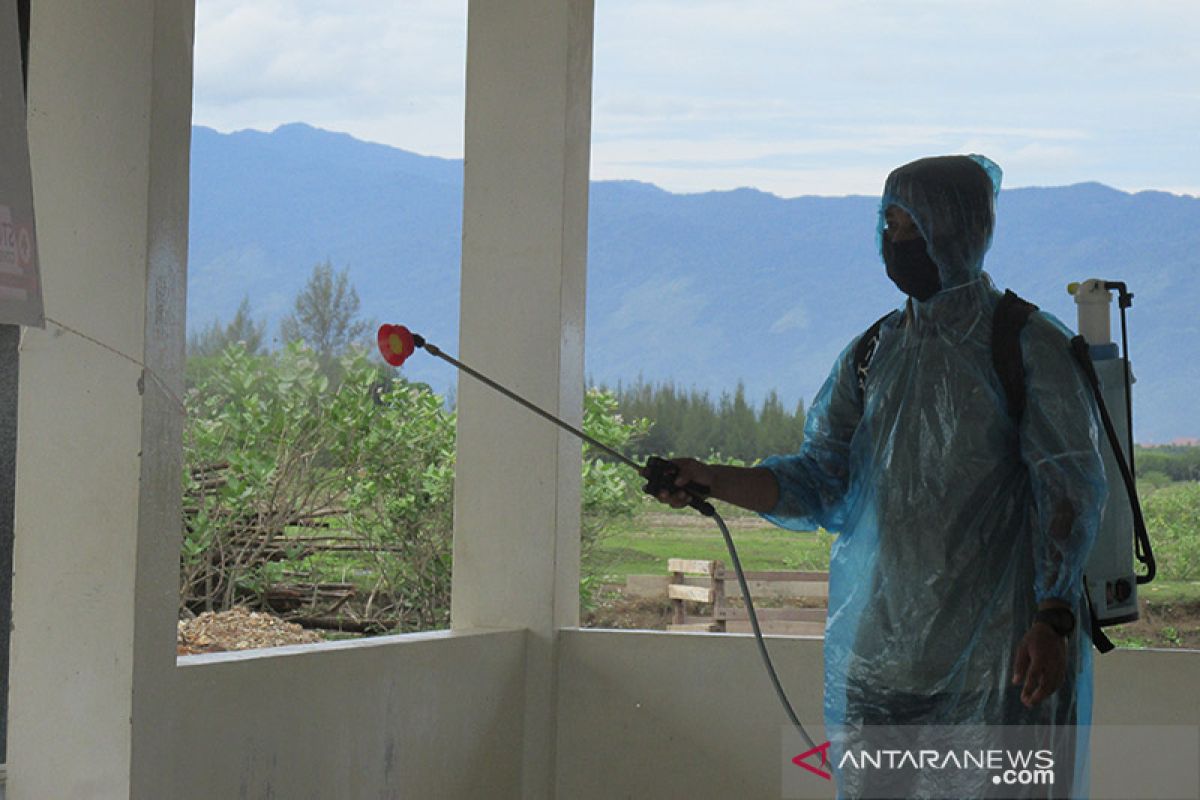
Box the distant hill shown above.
[188,124,1199,443]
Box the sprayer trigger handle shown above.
[642,456,715,516]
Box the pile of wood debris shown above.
[177,607,324,655]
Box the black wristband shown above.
[1034,607,1075,637]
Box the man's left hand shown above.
[1011,623,1067,707]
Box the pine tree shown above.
[188,296,266,358]
[718,382,758,462]
[279,260,373,378]
[679,388,718,457]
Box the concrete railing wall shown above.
[158,626,1196,799]
[555,629,1200,800]
[168,629,526,799]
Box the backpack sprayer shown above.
[1069,280,1155,640]
[376,323,819,751]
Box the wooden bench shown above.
[665,558,828,635]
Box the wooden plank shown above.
[667,558,719,576]
[624,575,669,598]
[670,571,686,624]
[728,570,829,583]
[725,620,825,636]
[712,560,727,631]
[667,622,722,633]
[668,583,714,604]
[680,615,728,631]
[716,607,826,623]
[623,574,827,600]
[723,581,828,601]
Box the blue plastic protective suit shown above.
[761,155,1107,798]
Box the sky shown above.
[193,0,1200,198]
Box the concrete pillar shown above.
[8,1,192,797]
[452,0,594,796]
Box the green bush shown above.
[1138,470,1175,491]
[1142,481,1200,581]
[182,342,648,630]
[580,388,651,609]
[182,345,446,618]
[1135,446,1200,483]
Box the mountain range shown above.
[188,123,1199,443]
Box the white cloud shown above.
[191,0,1200,195]
[770,304,809,334]
[193,0,468,157]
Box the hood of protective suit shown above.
[877,154,1002,293]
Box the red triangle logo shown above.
[792,741,832,780]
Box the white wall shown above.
[453,1,594,797]
[169,629,526,799]
[1090,648,1200,798]
[555,630,1200,800]
[556,629,829,799]
[156,628,1200,800]
[10,1,191,797]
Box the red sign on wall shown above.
[0,0,44,328]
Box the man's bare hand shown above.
[640,457,715,509]
[1011,623,1068,707]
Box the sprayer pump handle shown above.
[642,456,716,517]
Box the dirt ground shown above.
[1104,599,1200,649]
[637,509,774,529]
[177,607,324,654]
[178,593,1200,653]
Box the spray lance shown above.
[377,324,819,751]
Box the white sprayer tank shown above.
[1070,279,1139,624]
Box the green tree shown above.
[188,296,266,358]
[679,389,718,457]
[186,296,267,388]
[718,382,758,461]
[611,378,805,462]
[1136,446,1200,483]
[279,260,373,379]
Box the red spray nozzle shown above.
[378,324,417,366]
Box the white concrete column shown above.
[9,1,192,797]
[453,0,594,796]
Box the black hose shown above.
[392,331,821,748]
[1069,336,1155,584]
[710,508,817,750]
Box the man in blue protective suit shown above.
[650,155,1107,798]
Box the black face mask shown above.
[882,236,942,302]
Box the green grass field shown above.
[592,509,1200,648]
[591,507,832,578]
[593,507,1200,609]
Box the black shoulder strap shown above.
[853,311,899,401]
[1084,582,1116,653]
[993,290,1115,654]
[992,290,1039,420]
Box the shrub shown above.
[182,342,647,630]
[1142,481,1200,581]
